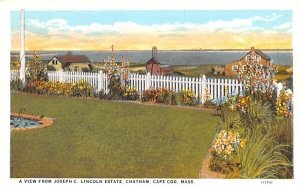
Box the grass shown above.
[11,93,219,178]
[172,64,216,77]
[238,133,292,178]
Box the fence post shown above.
[201,75,206,104]
[146,72,151,89]
[276,82,283,97]
[98,70,103,92]
[59,70,64,82]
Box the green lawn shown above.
[11,93,219,178]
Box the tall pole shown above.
[20,9,26,85]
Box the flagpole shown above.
[20,9,26,85]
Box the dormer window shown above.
[255,55,261,62]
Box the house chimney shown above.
[251,47,254,52]
[152,46,157,59]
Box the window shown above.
[255,55,261,62]
[245,55,250,61]
[243,65,247,71]
[232,65,238,71]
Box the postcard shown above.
[1,0,300,188]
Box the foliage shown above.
[179,89,196,106]
[24,80,93,97]
[81,67,90,72]
[241,100,274,133]
[25,51,48,82]
[11,56,21,70]
[219,109,245,135]
[10,78,24,92]
[156,88,174,104]
[211,130,244,160]
[141,88,175,105]
[104,45,130,99]
[141,88,156,102]
[275,89,293,117]
[71,80,94,97]
[107,76,123,100]
[47,65,57,71]
[237,133,292,179]
[236,49,277,101]
[236,96,251,112]
[209,130,245,174]
[122,86,139,100]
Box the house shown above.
[224,47,272,77]
[146,46,173,76]
[48,52,91,71]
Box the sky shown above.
[11,10,292,50]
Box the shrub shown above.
[155,88,172,104]
[141,88,157,102]
[10,78,23,92]
[71,80,94,97]
[25,51,48,82]
[276,89,292,117]
[47,65,57,71]
[122,86,139,100]
[25,80,94,97]
[141,88,175,105]
[108,76,123,100]
[209,130,245,174]
[241,100,274,133]
[81,67,90,72]
[180,89,196,106]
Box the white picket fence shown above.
[10,70,20,81]
[11,70,245,102]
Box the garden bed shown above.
[11,112,54,131]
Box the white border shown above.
[1,0,299,188]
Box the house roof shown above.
[244,49,271,60]
[253,49,271,60]
[55,53,90,64]
[146,57,160,65]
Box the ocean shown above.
[11,50,293,66]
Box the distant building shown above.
[48,52,91,71]
[224,47,272,77]
[212,47,272,77]
[146,46,173,76]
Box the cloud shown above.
[25,13,284,36]
[11,29,292,50]
[274,22,292,30]
[12,13,291,50]
[232,36,247,44]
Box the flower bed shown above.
[24,80,94,97]
[141,88,175,105]
[11,112,54,131]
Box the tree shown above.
[104,45,130,99]
[236,50,277,101]
[25,51,48,82]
